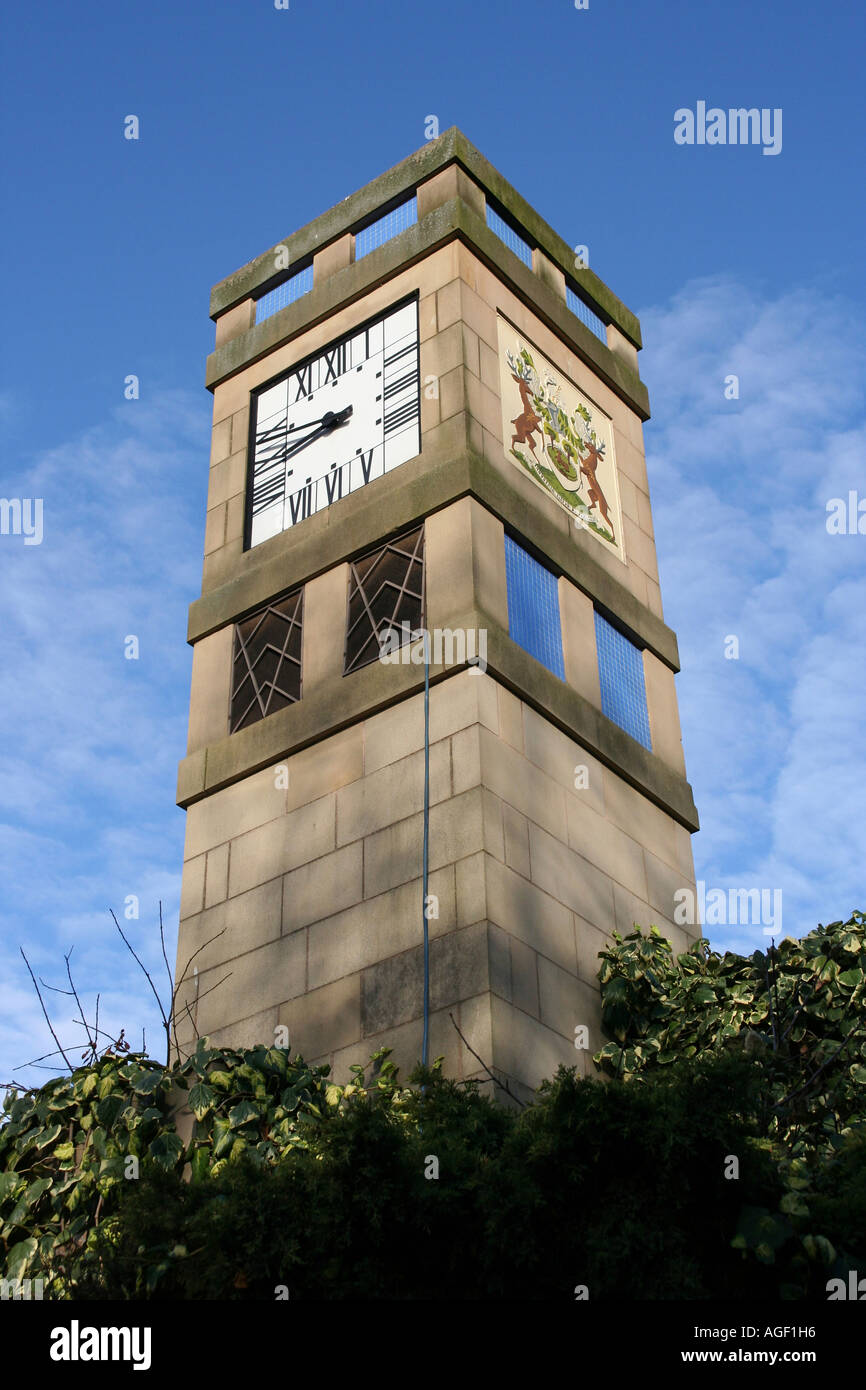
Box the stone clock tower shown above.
[174,129,700,1102]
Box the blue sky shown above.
[1,0,864,1086]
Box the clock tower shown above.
[174,129,700,1103]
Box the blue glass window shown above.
[485,203,533,269]
[355,196,418,259]
[594,611,652,750]
[565,284,607,344]
[504,535,565,679]
[255,264,314,324]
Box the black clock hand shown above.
[287,405,354,435]
[283,406,353,461]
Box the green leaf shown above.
[228,1100,260,1130]
[0,1171,22,1203]
[780,1192,809,1218]
[80,1071,98,1099]
[206,1069,235,1090]
[131,1070,165,1096]
[25,1177,52,1208]
[54,1141,75,1161]
[802,1234,836,1265]
[5,1237,37,1279]
[188,1083,216,1120]
[212,1117,234,1159]
[96,1094,125,1128]
[147,1131,184,1171]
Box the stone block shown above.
[522,705,606,819]
[451,724,482,796]
[360,921,489,1036]
[186,626,232,755]
[203,503,226,556]
[206,1006,278,1053]
[478,725,567,841]
[180,853,205,920]
[643,849,692,923]
[490,994,577,1094]
[336,740,450,844]
[313,232,353,284]
[226,793,335,898]
[497,685,523,751]
[185,763,286,859]
[210,417,232,467]
[643,651,687,777]
[282,840,363,934]
[537,956,601,1046]
[485,855,577,973]
[302,564,349,693]
[204,842,229,909]
[196,928,307,1036]
[565,793,648,898]
[176,879,283,978]
[559,579,602,710]
[510,935,540,1018]
[528,823,616,935]
[456,851,486,927]
[285,725,364,812]
[278,973,361,1060]
[207,450,245,511]
[502,803,530,878]
[306,864,455,991]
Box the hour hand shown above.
[283,406,353,460]
[288,404,353,435]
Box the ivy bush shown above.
[2,911,864,1299]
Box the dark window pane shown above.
[344,525,425,673]
[230,588,303,732]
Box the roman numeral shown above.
[359,449,375,484]
[384,369,417,400]
[288,479,314,525]
[321,342,348,384]
[384,398,420,436]
[293,365,312,400]
[324,463,346,504]
[384,340,416,367]
[251,467,287,516]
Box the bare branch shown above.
[158,902,174,1016]
[65,948,98,1061]
[110,908,171,1064]
[448,1011,526,1108]
[20,948,74,1072]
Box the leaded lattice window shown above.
[344,525,425,674]
[230,589,303,733]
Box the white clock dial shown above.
[247,298,420,548]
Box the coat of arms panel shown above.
[496,317,625,563]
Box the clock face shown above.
[246,297,420,549]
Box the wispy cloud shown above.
[0,390,209,1085]
[641,277,866,954]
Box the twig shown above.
[64,949,98,1060]
[158,902,174,1020]
[110,909,171,1064]
[774,1025,860,1113]
[448,1011,526,1107]
[20,948,74,1071]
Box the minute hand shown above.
[283,406,353,461]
